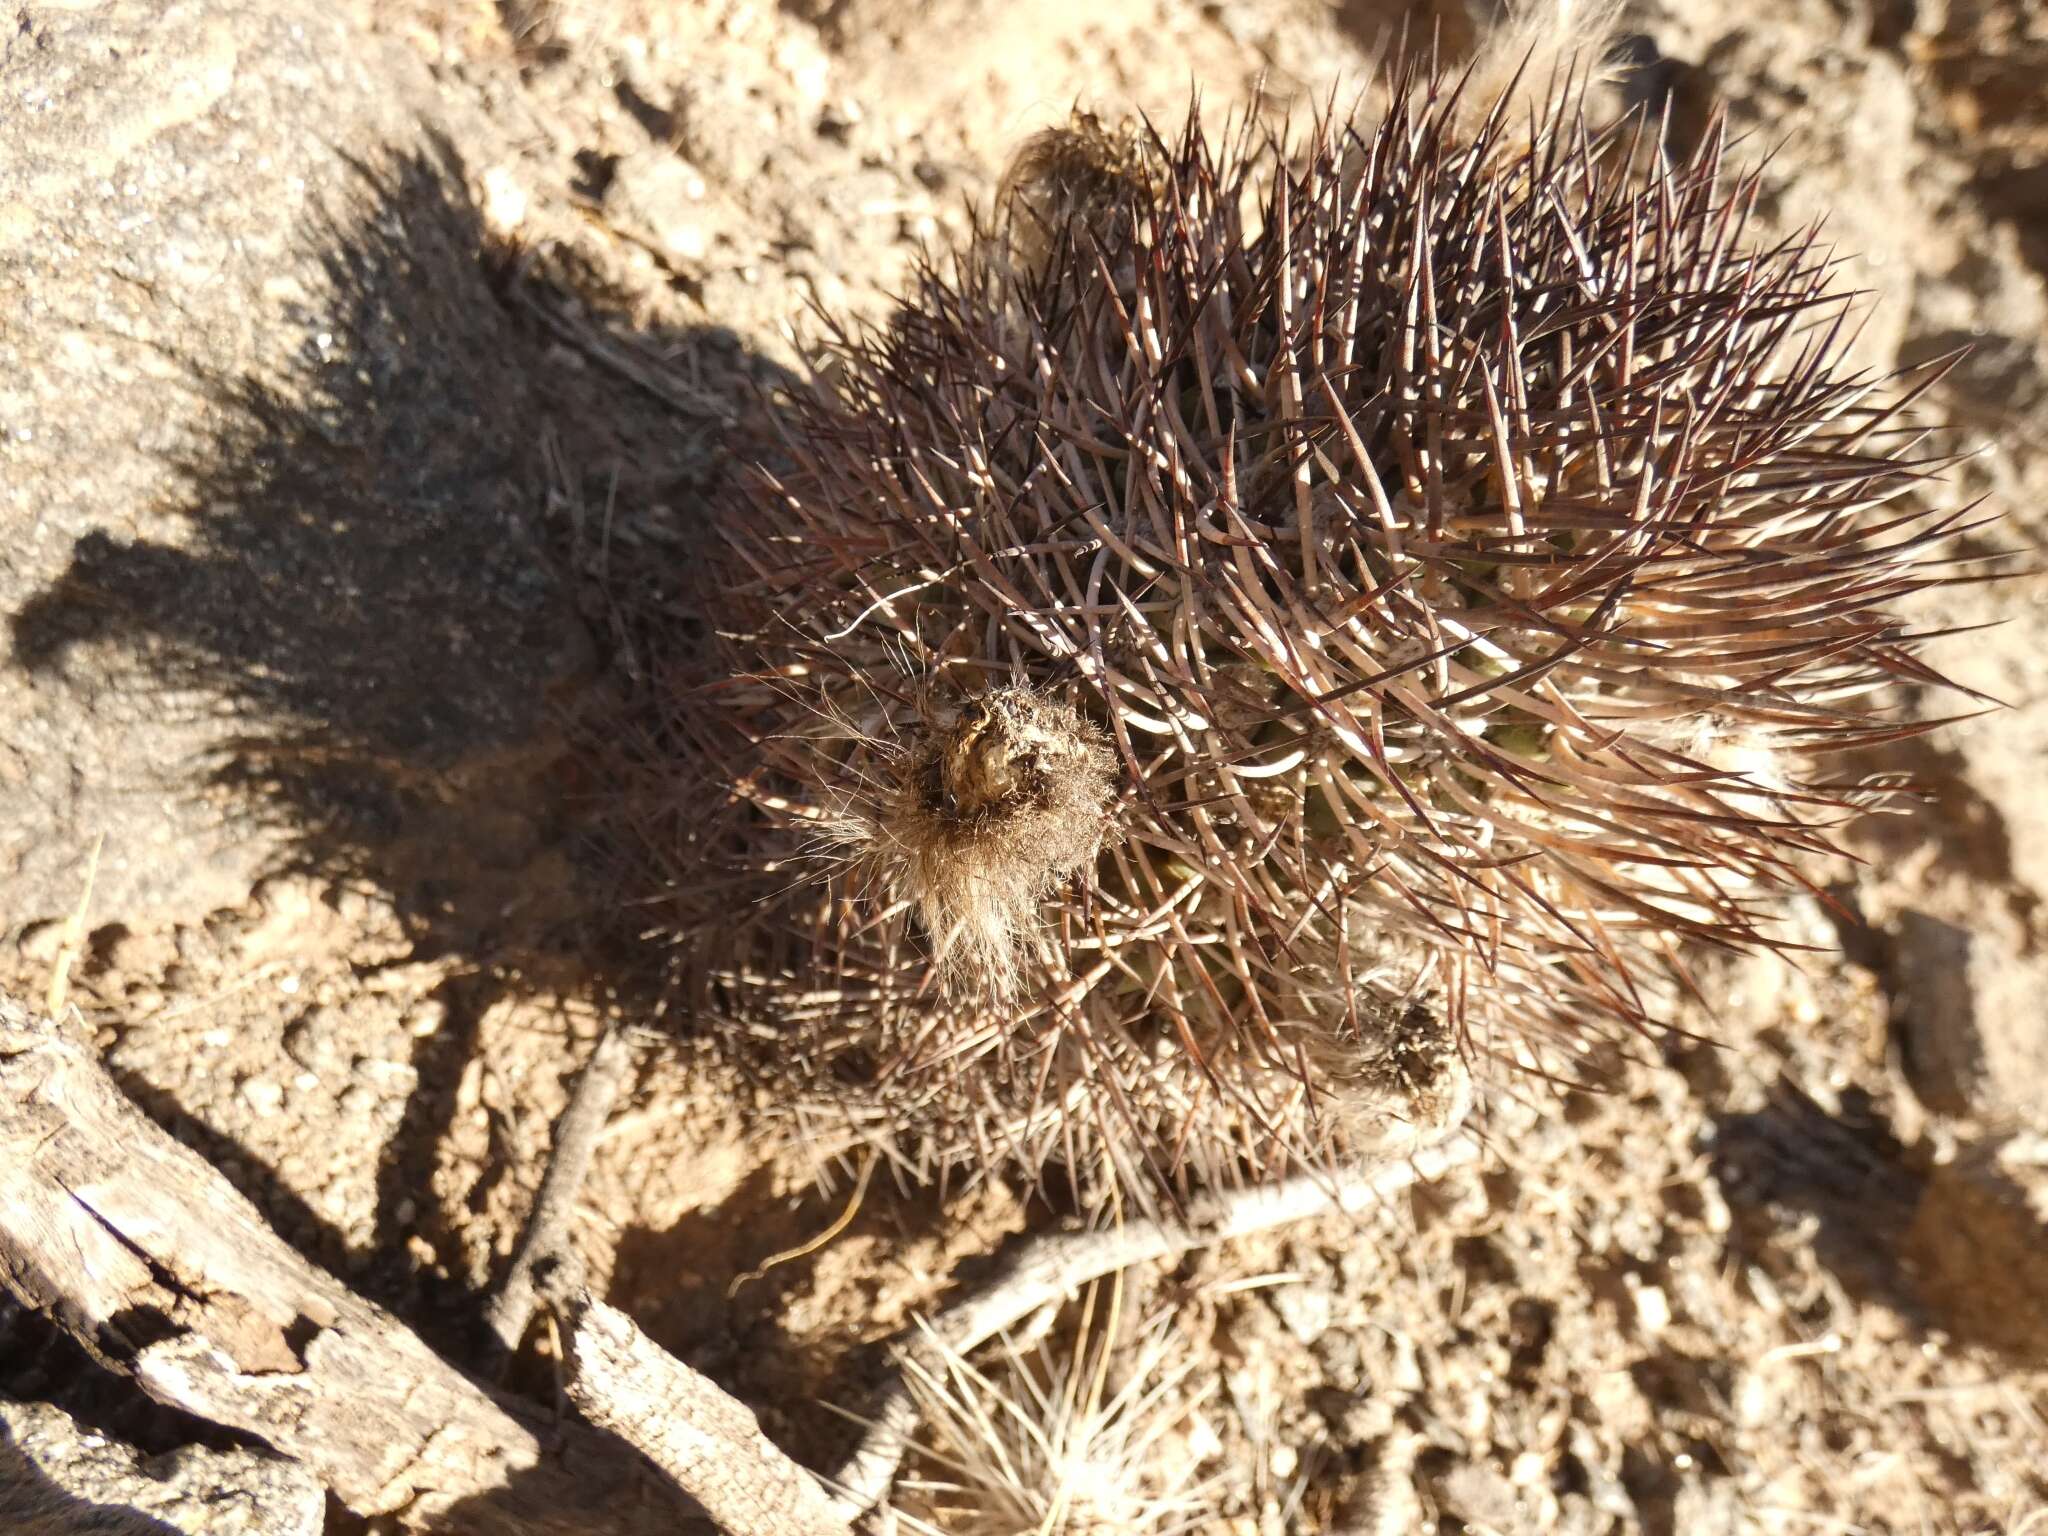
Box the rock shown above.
[0,1399,322,1536]
[0,0,580,938]
[1668,1472,1746,1536]
[1890,906,2048,1124]
[1428,1458,1523,1531]
[1905,216,2048,422]
[1929,0,2048,255]
[1270,1278,1335,1345]
[235,1074,284,1116]
[674,71,779,186]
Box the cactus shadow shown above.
[1710,1078,2048,1366]
[6,142,795,1339]
[14,142,596,971]
[1709,1079,1925,1316]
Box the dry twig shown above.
[485,1021,638,1365]
[827,1132,1480,1517]
[0,991,1476,1533]
[562,1291,853,1536]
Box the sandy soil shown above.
[5,0,2048,1532]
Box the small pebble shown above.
[1631,1280,1673,1334]
[239,1077,284,1115]
[16,920,62,964]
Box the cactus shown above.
[630,51,1985,1208]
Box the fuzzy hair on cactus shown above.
[998,109,1161,278]
[822,684,1119,998]
[644,42,1988,1205]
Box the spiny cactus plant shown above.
[630,44,1987,1207]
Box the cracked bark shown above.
[562,1292,850,1536]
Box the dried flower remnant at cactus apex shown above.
[689,60,1991,1203]
[998,110,1159,275]
[825,685,1118,999]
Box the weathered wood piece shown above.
[563,1293,852,1536]
[0,1001,835,1536]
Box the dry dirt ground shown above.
[5,0,2048,1532]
